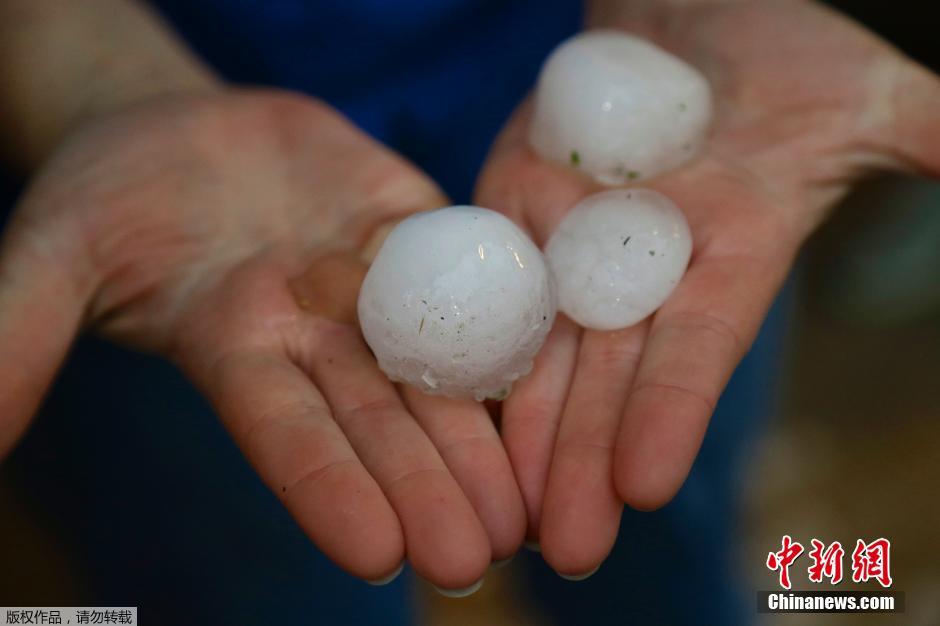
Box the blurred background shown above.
[1,1,937,624]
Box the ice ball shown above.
[545,189,692,330]
[529,30,712,185]
[358,206,555,400]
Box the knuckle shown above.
[667,309,749,358]
[632,380,717,414]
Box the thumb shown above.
[474,98,599,246]
[872,58,940,177]
[0,203,92,457]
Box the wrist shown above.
[69,48,222,146]
[0,0,222,171]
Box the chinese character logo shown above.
[766,535,804,589]
[808,539,845,584]
[851,538,893,588]
[767,535,893,589]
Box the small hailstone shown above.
[545,189,691,330]
[529,30,712,185]
[358,206,555,400]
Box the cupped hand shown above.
[476,0,940,576]
[0,89,526,588]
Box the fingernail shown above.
[366,562,405,586]
[433,577,484,598]
[523,541,541,553]
[558,565,600,581]
[491,554,515,569]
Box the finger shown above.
[540,322,648,577]
[614,249,791,511]
[0,215,92,457]
[188,347,405,582]
[402,387,526,562]
[500,315,580,541]
[473,101,599,246]
[305,320,491,591]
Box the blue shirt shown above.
[151,0,583,201]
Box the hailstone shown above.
[358,206,555,400]
[529,30,712,185]
[546,189,692,330]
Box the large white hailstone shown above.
[358,206,555,400]
[529,30,712,185]
[546,189,692,330]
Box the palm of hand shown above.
[1,89,527,588]
[2,2,936,586]
[475,0,939,574]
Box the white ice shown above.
[546,189,692,330]
[358,206,556,399]
[529,30,712,185]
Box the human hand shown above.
[476,0,940,576]
[0,89,525,590]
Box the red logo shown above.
[851,538,893,588]
[766,535,804,590]
[767,536,892,589]
[807,539,845,584]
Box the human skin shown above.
[2,0,938,591]
[0,0,527,591]
[476,0,940,577]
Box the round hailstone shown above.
[358,206,555,400]
[546,189,692,330]
[529,30,712,185]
